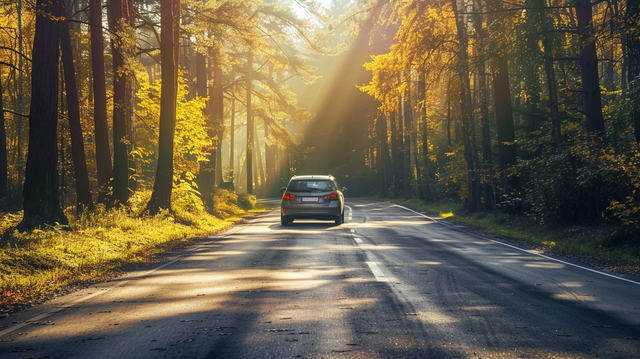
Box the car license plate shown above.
[301,197,318,202]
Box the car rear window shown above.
[288,180,334,192]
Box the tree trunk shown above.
[0,71,7,199]
[492,55,517,172]
[18,0,68,231]
[61,12,93,212]
[246,51,254,195]
[538,0,563,152]
[147,0,180,214]
[452,0,482,212]
[264,121,275,194]
[376,114,392,197]
[473,0,492,166]
[627,0,640,142]
[109,0,130,206]
[126,0,136,192]
[229,70,236,185]
[418,71,430,200]
[194,50,211,204]
[403,73,413,199]
[214,62,224,188]
[16,0,25,192]
[390,110,403,195]
[256,126,265,191]
[199,58,218,210]
[575,0,606,141]
[90,0,112,202]
[196,52,207,98]
[523,0,542,132]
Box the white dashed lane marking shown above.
[366,262,389,282]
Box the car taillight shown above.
[324,192,338,200]
[283,193,296,200]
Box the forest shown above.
[0,0,640,239]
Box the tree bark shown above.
[199,58,218,210]
[109,0,131,206]
[539,1,564,152]
[229,70,236,184]
[61,12,93,212]
[246,51,254,195]
[147,0,180,214]
[214,62,224,188]
[125,0,136,192]
[16,0,25,191]
[376,114,392,197]
[452,0,482,211]
[575,0,606,141]
[390,110,403,194]
[0,70,7,199]
[194,50,211,204]
[90,0,112,202]
[256,125,265,191]
[402,73,413,199]
[418,71,430,200]
[627,0,640,142]
[264,121,274,194]
[492,55,517,172]
[18,0,68,231]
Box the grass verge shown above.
[359,197,640,276]
[0,189,266,314]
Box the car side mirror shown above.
[342,187,347,194]
[280,187,287,194]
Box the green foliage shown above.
[237,193,257,210]
[513,129,640,240]
[211,189,245,219]
[171,181,205,225]
[135,70,210,182]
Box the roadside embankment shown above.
[0,189,265,315]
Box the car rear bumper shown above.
[281,200,342,219]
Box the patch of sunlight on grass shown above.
[0,189,264,308]
[439,211,454,219]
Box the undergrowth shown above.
[0,189,262,311]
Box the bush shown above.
[237,193,257,210]
[212,189,244,218]
[171,182,205,225]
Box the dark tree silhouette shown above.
[61,7,93,212]
[90,0,112,202]
[575,0,606,141]
[0,70,7,199]
[18,0,68,231]
[109,0,132,206]
[147,0,180,213]
[628,0,640,142]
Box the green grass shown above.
[358,197,640,273]
[0,190,265,311]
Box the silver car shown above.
[280,175,347,225]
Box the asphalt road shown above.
[1,199,639,358]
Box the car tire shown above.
[281,215,289,226]
[341,211,345,223]
[334,214,342,225]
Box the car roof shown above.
[289,175,334,181]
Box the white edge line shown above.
[392,204,640,286]
[354,237,363,244]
